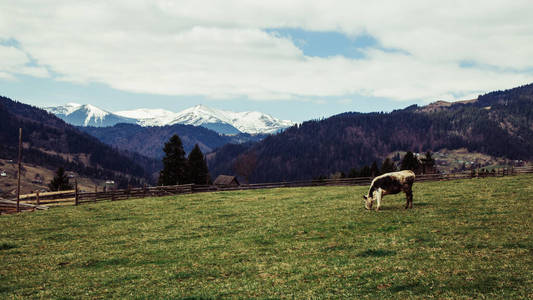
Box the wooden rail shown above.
[3,166,532,212]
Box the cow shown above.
[363,170,415,211]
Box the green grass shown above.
[1,175,532,299]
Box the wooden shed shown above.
[213,175,239,187]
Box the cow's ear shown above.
[363,195,367,200]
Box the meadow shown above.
[1,175,532,299]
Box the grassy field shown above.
[1,175,532,299]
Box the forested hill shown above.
[79,123,265,159]
[208,83,533,183]
[0,96,157,186]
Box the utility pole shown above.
[17,128,22,213]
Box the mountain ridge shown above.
[79,123,267,159]
[45,103,294,135]
[207,83,533,183]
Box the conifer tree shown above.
[400,151,420,173]
[158,135,187,185]
[359,165,371,177]
[348,168,359,178]
[48,167,73,191]
[370,161,380,177]
[420,151,436,174]
[187,144,210,185]
[380,158,396,174]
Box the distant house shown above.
[213,175,239,187]
[104,180,115,191]
[32,174,44,184]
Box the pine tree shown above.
[380,158,396,174]
[370,161,380,177]
[158,135,187,186]
[400,151,420,173]
[348,168,359,178]
[187,144,210,185]
[48,167,73,191]
[359,165,371,177]
[420,151,436,174]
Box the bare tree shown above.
[233,152,257,184]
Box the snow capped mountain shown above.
[44,103,137,127]
[231,110,294,135]
[46,103,294,134]
[114,108,177,127]
[169,105,294,134]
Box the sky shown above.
[1,1,533,123]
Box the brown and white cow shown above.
[363,170,415,211]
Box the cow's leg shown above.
[375,189,383,211]
[405,188,413,209]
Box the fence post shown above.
[75,179,79,206]
[16,128,22,213]
[111,187,115,201]
[36,191,40,206]
[94,185,97,203]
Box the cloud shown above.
[0,45,50,78]
[1,0,532,102]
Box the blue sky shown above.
[1,1,532,122]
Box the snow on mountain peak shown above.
[80,104,112,126]
[46,103,294,134]
[115,108,177,127]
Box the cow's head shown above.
[363,194,373,210]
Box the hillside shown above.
[208,83,533,183]
[0,158,106,198]
[1,175,531,298]
[0,96,157,187]
[79,123,266,159]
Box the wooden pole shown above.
[74,179,78,206]
[16,128,22,213]
[36,191,40,206]
[94,185,97,203]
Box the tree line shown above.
[328,151,436,179]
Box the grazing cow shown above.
[363,170,415,211]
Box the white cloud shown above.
[0,72,14,80]
[1,0,532,102]
[0,45,50,78]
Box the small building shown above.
[0,171,7,177]
[32,174,44,184]
[213,175,239,187]
[103,180,115,192]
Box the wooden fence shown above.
[19,190,76,206]
[7,166,533,210]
